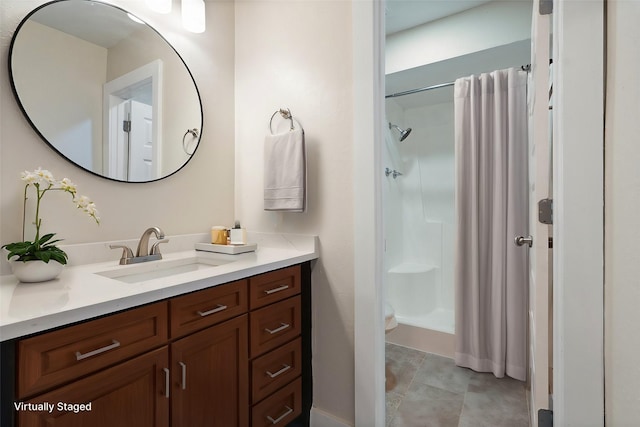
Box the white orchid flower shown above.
[34,167,55,185]
[9,169,100,256]
[84,203,100,223]
[58,178,77,194]
[74,195,91,208]
[20,170,38,184]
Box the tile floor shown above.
[385,343,530,427]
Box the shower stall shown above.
[384,85,456,353]
[382,44,531,356]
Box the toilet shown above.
[385,302,398,333]
[385,302,398,391]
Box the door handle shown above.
[514,235,533,248]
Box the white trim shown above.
[102,59,163,180]
[552,1,605,425]
[353,0,385,426]
[310,407,352,427]
[529,2,551,425]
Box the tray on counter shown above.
[195,242,257,255]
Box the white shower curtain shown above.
[453,68,529,381]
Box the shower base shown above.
[396,307,454,334]
[386,308,455,358]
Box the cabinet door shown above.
[171,314,249,427]
[18,347,169,427]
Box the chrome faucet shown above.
[136,227,165,257]
[110,226,169,265]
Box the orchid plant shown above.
[1,168,100,265]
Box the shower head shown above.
[388,122,412,142]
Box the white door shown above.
[526,2,552,426]
[128,100,154,181]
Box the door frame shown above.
[103,59,163,180]
[352,1,605,426]
[529,2,551,425]
[551,1,605,425]
[353,0,385,426]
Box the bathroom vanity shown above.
[0,233,317,427]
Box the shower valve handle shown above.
[514,235,533,248]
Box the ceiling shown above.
[385,0,495,35]
[384,0,532,109]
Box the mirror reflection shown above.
[9,0,203,182]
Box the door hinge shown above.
[538,409,553,427]
[123,120,131,133]
[538,198,553,224]
[540,0,553,15]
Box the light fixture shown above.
[182,0,206,33]
[146,0,172,14]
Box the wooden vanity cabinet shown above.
[249,266,304,426]
[17,347,170,427]
[5,262,312,427]
[170,315,249,427]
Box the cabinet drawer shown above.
[250,297,301,358]
[249,266,301,309]
[18,301,168,399]
[170,279,248,338]
[251,377,302,427]
[18,347,170,427]
[251,338,301,403]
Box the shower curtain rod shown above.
[385,64,531,99]
[385,82,454,98]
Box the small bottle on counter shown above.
[229,220,247,245]
[211,226,227,245]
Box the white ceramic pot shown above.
[10,260,64,283]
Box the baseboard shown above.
[310,407,353,427]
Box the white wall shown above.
[605,0,640,424]
[385,0,531,75]
[0,0,235,274]
[234,0,355,423]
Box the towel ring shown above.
[182,128,199,155]
[269,108,301,135]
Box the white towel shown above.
[264,128,306,212]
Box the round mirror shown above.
[9,0,203,183]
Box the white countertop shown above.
[0,232,318,342]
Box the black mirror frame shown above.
[7,0,204,183]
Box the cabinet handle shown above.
[197,304,227,317]
[265,322,290,335]
[264,284,289,295]
[163,368,170,398]
[266,406,293,425]
[179,362,187,390]
[266,363,292,379]
[75,339,120,361]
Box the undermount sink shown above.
[96,256,232,284]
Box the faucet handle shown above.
[150,239,169,256]
[109,244,134,265]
